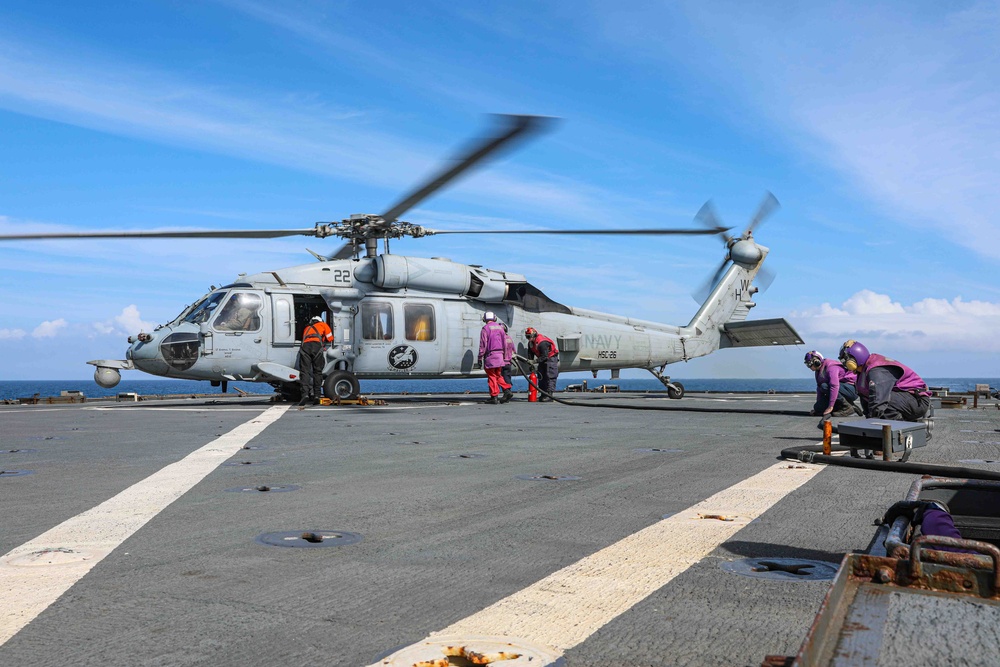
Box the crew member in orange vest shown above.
[526,327,559,402]
[298,315,334,406]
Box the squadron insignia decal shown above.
[388,345,417,370]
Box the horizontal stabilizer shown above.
[720,318,803,348]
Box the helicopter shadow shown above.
[721,540,845,565]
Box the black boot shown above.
[500,389,513,404]
[297,393,311,406]
[483,396,499,404]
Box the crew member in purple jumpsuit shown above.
[804,350,862,418]
[478,312,513,405]
[839,340,931,421]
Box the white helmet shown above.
[310,315,322,323]
[482,311,496,322]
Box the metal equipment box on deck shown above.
[837,418,928,457]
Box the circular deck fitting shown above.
[2,448,37,454]
[375,635,563,667]
[634,448,685,454]
[1,470,34,478]
[515,474,581,482]
[225,484,300,493]
[222,460,274,467]
[958,459,1000,465]
[722,558,838,582]
[439,453,489,459]
[255,530,362,548]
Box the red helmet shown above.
[525,327,538,338]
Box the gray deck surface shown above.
[1,391,996,666]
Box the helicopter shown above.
[0,115,802,401]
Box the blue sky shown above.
[1,1,999,381]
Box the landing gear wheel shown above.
[324,370,361,400]
[667,382,685,400]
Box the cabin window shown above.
[404,304,435,341]
[214,292,262,331]
[362,302,393,340]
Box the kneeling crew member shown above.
[298,315,333,405]
[839,339,931,421]
[805,350,862,418]
[526,327,559,401]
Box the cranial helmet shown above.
[525,327,538,338]
[804,351,824,367]
[839,339,870,372]
[482,311,496,322]
[310,315,322,323]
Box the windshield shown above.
[182,292,226,325]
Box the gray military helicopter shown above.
[1,115,801,400]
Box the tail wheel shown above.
[667,382,685,400]
[324,370,361,400]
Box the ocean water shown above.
[2,377,997,401]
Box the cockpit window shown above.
[214,292,262,331]
[182,292,226,324]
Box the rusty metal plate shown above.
[722,558,839,581]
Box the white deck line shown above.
[373,459,825,664]
[0,405,288,646]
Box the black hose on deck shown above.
[509,357,808,414]
[780,444,1000,481]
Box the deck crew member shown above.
[500,322,516,390]
[805,350,862,418]
[478,312,513,404]
[526,327,559,401]
[298,315,333,406]
[839,339,931,421]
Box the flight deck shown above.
[2,391,998,666]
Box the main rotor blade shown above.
[423,227,730,236]
[0,228,320,241]
[746,191,779,234]
[379,114,555,225]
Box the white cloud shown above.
[791,290,1000,354]
[33,318,68,338]
[91,305,156,338]
[0,328,26,340]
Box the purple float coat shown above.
[857,354,931,399]
[815,359,857,412]
[478,321,508,369]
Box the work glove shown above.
[474,359,483,370]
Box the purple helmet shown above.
[839,339,870,371]
[804,351,824,367]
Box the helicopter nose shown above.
[129,329,172,375]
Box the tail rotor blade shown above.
[755,265,776,293]
[695,200,732,243]
[692,259,731,303]
[746,191,779,235]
